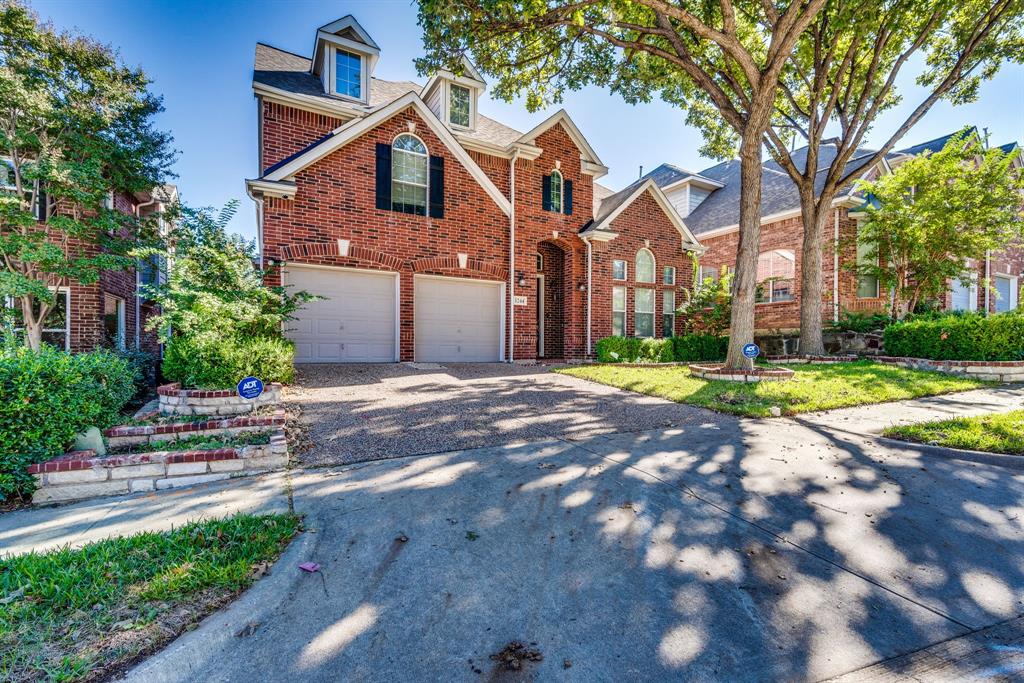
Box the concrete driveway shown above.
[127,385,1024,682]
[289,363,719,466]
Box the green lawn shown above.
[883,410,1024,455]
[556,361,989,417]
[0,514,300,683]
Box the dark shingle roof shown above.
[895,127,977,156]
[998,142,1020,154]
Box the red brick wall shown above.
[261,100,346,172]
[590,190,696,341]
[261,105,512,362]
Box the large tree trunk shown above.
[724,137,764,370]
[797,198,829,356]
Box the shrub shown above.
[0,345,136,499]
[673,334,729,362]
[831,311,893,333]
[595,337,674,363]
[162,334,295,389]
[883,311,1024,361]
[679,268,732,336]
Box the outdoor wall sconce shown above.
[517,272,527,287]
[578,283,587,292]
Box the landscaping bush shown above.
[831,311,893,333]
[0,345,136,499]
[672,334,729,362]
[595,336,674,363]
[162,334,295,389]
[883,311,1024,361]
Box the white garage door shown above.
[285,266,397,363]
[415,276,503,362]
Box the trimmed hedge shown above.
[162,334,295,389]
[883,311,1024,361]
[673,334,730,362]
[0,346,137,499]
[595,335,728,363]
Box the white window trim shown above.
[4,287,70,350]
[550,169,564,213]
[634,287,656,338]
[636,248,656,284]
[391,132,429,215]
[104,293,126,350]
[537,253,544,271]
[612,285,627,337]
[756,250,796,304]
[697,265,718,289]
[663,266,676,285]
[448,82,474,131]
[662,290,676,338]
[328,46,369,104]
[612,259,627,281]
[993,274,1019,312]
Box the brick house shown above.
[651,130,1023,333]
[245,16,703,363]
[2,181,174,354]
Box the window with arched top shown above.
[549,170,563,212]
[392,133,428,216]
[635,248,655,283]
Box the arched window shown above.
[635,248,655,283]
[392,133,428,216]
[550,169,563,212]
[755,249,796,303]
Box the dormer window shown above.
[449,84,471,128]
[335,49,362,99]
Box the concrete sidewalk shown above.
[0,471,291,557]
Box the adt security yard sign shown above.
[742,343,760,359]
[237,376,264,400]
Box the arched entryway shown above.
[536,240,569,359]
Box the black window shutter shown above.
[429,155,444,219]
[542,174,552,211]
[375,142,392,210]
[564,180,573,215]
[35,182,47,221]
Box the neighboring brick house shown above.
[3,183,175,354]
[245,15,702,363]
[650,130,1023,333]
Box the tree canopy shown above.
[853,131,1024,318]
[0,0,175,350]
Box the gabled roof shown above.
[895,127,977,157]
[257,91,512,216]
[318,15,380,51]
[517,110,606,173]
[648,163,724,191]
[581,178,703,252]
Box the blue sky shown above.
[33,0,1024,240]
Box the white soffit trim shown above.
[515,109,605,169]
[587,179,704,252]
[318,15,381,51]
[264,91,512,216]
[245,178,297,199]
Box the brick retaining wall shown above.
[872,357,1024,383]
[104,410,286,449]
[157,382,283,416]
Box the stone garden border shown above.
[688,364,795,382]
[765,355,859,365]
[157,382,283,416]
[28,429,288,505]
[764,355,1024,382]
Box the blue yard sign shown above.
[237,376,264,400]
[742,343,760,359]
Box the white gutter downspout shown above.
[833,209,840,323]
[508,151,519,363]
[247,185,266,269]
[985,250,992,313]
[583,236,592,356]
[134,196,159,349]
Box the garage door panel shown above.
[285,267,397,363]
[415,277,501,363]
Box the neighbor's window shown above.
[662,290,675,338]
[612,286,626,337]
[391,133,428,215]
[3,290,69,349]
[612,259,627,281]
[636,248,655,284]
[755,249,795,303]
[449,84,471,127]
[0,158,15,190]
[103,294,125,350]
[856,225,879,298]
[635,288,655,338]
[335,49,362,99]
[698,265,718,289]
[550,170,563,213]
[663,266,675,285]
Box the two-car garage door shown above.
[285,265,502,363]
